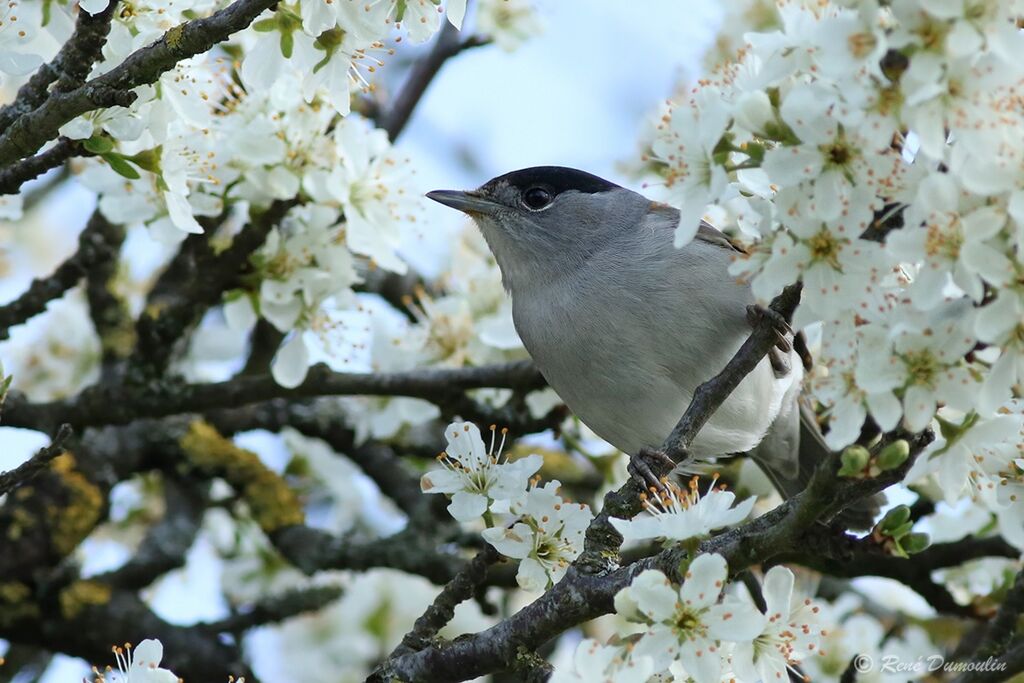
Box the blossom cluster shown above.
[555,554,824,683]
[639,0,1024,546]
[0,0,544,397]
[421,421,593,590]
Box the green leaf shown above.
[252,17,279,32]
[280,30,294,59]
[83,136,114,155]
[101,153,141,180]
[127,146,163,174]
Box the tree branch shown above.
[3,360,545,433]
[0,1,118,134]
[0,137,88,195]
[200,584,344,635]
[577,284,802,574]
[965,567,1024,663]
[378,544,501,673]
[93,475,205,590]
[0,0,278,166]
[127,199,294,379]
[380,20,489,141]
[0,211,123,341]
[0,424,72,497]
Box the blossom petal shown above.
[680,553,727,610]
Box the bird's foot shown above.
[627,448,676,496]
[746,303,794,378]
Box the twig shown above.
[664,283,803,459]
[83,219,131,381]
[92,475,205,589]
[201,585,344,634]
[0,137,88,195]
[376,544,501,675]
[0,424,72,497]
[380,21,489,141]
[0,211,123,341]
[576,284,802,574]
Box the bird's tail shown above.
[752,403,883,531]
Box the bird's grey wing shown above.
[748,392,802,483]
[694,220,747,254]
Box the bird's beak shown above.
[426,189,500,216]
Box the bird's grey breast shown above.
[510,212,755,453]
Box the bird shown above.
[427,166,874,528]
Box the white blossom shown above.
[731,565,824,683]
[613,555,763,682]
[610,476,755,545]
[482,480,592,590]
[97,639,179,683]
[550,639,655,683]
[422,421,543,523]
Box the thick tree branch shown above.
[3,360,545,433]
[0,1,118,134]
[0,211,123,341]
[964,567,1024,665]
[383,431,930,681]
[0,0,278,166]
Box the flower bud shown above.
[734,90,775,136]
[879,505,911,534]
[838,445,871,477]
[877,440,910,471]
[900,532,930,555]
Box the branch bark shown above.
[0,424,72,497]
[0,211,123,341]
[3,360,545,433]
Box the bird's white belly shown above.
[533,338,787,459]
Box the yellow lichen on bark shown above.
[0,581,40,626]
[59,580,113,621]
[179,420,304,532]
[47,453,104,556]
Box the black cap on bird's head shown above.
[426,166,656,291]
[426,166,622,216]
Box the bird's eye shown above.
[522,186,553,210]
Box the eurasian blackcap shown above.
[428,166,873,526]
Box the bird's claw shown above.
[627,448,676,495]
[746,304,794,378]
